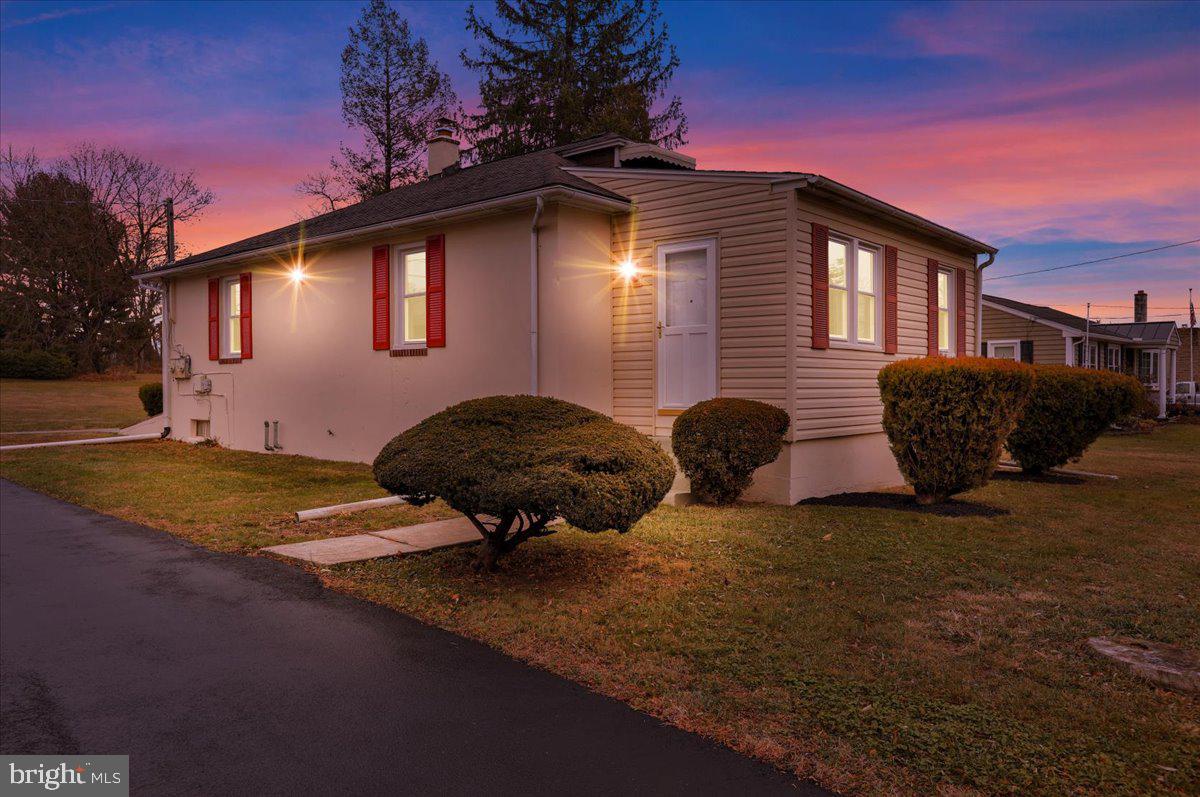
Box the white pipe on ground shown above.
[0,433,162,452]
[295,495,406,523]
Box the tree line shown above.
[1,0,685,373]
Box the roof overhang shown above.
[136,186,630,282]
[982,299,1129,342]
[775,175,996,257]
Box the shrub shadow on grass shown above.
[798,491,1009,518]
[991,470,1085,486]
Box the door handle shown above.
[657,321,663,339]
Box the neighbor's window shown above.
[222,275,242,357]
[1107,346,1121,370]
[937,268,954,354]
[392,246,427,347]
[1138,350,1159,384]
[988,340,1019,360]
[828,234,881,345]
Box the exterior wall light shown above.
[289,265,306,284]
[618,259,639,283]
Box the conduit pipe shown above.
[0,433,162,452]
[530,194,544,395]
[295,495,407,523]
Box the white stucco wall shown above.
[165,204,614,463]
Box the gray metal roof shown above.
[1090,321,1179,343]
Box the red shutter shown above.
[811,223,829,349]
[239,272,253,359]
[372,245,389,350]
[884,245,898,355]
[956,267,967,357]
[426,233,445,348]
[208,278,219,360]
[927,259,939,356]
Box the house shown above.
[137,126,996,504]
[982,292,1182,416]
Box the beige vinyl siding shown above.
[585,175,789,435]
[981,304,1066,364]
[793,195,980,440]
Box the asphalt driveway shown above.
[0,480,823,796]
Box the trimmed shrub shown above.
[878,357,1034,504]
[0,349,73,379]
[138,382,164,417]
[672,398,789,505]
[1006,367,1144,473]
[373,395,675,569]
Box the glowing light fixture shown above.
[289,265,307,284]
[618,258,639,282]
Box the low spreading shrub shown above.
[373,395,675,569]
[1006,367,1144,472]
[672,398,789,505]
[0,348,73,379]
[878,357,1034,504]
[138,382,164,416]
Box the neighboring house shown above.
[138,127,996,504]
[982,292,1182,416]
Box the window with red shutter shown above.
[426,234,445,348]
[927,259,940,356]
[208,278,219,360]
[239,272,253,359]
[372,245,389,350]
[884,245,898,354]
[811,223,829,349]
[956,267,967,357]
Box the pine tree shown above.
[301,0,458,208]
[462,0,687,162]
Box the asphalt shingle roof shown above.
[985,294,1179,344]
[161,148,630,271]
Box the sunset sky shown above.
[2,0,1197,323]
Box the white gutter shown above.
[135,186,629,282]
[0,433,161,452]
[976,251,994,355]
[530,195,545,395]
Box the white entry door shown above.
[657,238,717,410]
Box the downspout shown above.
[530,195,545,395]
[976,251,995,356]
[161,279,171,434]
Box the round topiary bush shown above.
[373,395,675,569]
[138,382,163,416]
[878,357,1034,504]
[671,398,789,505]
[1006,367,1144,473]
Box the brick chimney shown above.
[426,119,460,177]
[1134,290,1148,323]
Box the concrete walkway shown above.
[265,515,564,565]
[264,515,487,564]
[0,481,824,795]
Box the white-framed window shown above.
[391,245,427,347]
[1107,345,1121,371]
[827,234,881,346]
[937,267,954,355]
[1138,350,1160,385]
[1074,340,1099,369]
[221,275,242,358]
[988,339,1020,360]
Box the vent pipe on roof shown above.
[427,119,460,177]
[1134,290,1148,323]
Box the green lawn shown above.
[1,427,1196,795]
[0,377,159,433]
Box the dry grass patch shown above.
[2,426,1197,795]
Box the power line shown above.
[1052,303,1192,310]
[986,238,1200,281]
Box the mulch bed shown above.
[798,491,1009,518]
